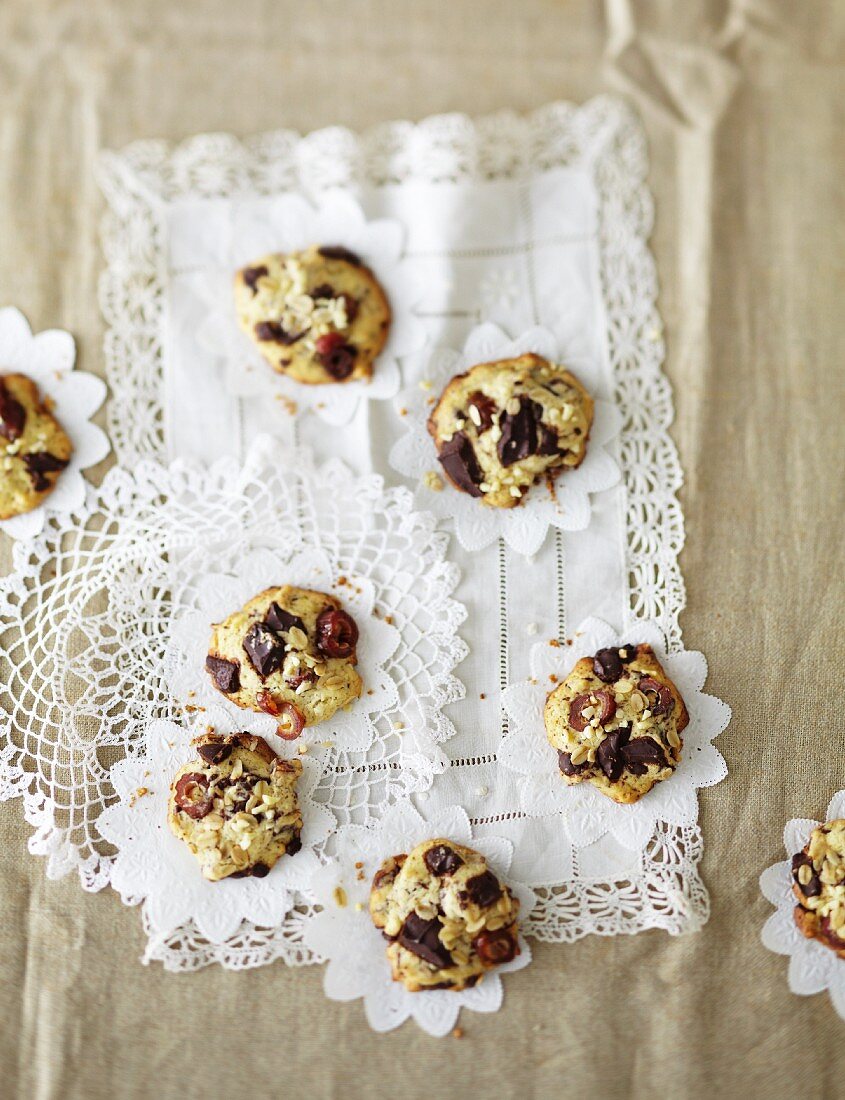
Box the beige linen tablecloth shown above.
[2,2,844,1096]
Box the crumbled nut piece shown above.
[333,885,348,908]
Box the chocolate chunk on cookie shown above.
[369,837,520,992]
[168,732,303,882]
[206,583,363,731]
[435,431,484,497]
[427,353,594,508]
[544,643,688,804]
[234,245,391,386]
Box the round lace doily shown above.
[0,437,468,975]
[389,323,621,556]
[0,307,110,540]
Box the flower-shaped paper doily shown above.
[500,617,730,852]
[389,323,622,557]
[303,800,534,1036]
[165,546,401,754]
[0,307,109,539]
[193,191,427,426]
[97,707,334,957]
[761,790,845,1019]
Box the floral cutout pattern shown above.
[165,546,401,756]
[761,790,845,1020]
[499,617,729,855]
[193,191,427,426]
[303,800,534,1036]
[97,707,334,956]
[0,307,109,539]
[389,323,621,557]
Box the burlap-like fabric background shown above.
[1,2,843,1097]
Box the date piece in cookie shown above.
[791,820,845,958]
[234,245,391,385]
[427,353,594,509]
[205,584,362,733]
[544,643,689,805]
[168,732,303,882]
[0,373,72,519]
[369,837,520,992]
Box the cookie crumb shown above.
[549,639,561,648]
[297,744,308,755]
[479,692,486,700]
[423,470,444,492]
[333,886,348,908]
[452,1027,464,1039]
[129,786,150,807]
[354,901,364,911]
[399,407,408,416]
[275,394,298,415]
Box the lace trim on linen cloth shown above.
[2,95,708,969]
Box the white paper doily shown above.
[761,791,845,1019]
[192,191,427,426]
[97,707,334,958]
[0,437,467,969]
[389,323,621,556]
[303,800,533,1036]
[165,546,401,754]
[500,617,729,858]
[0,307,110,540]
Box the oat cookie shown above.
[544,643,689,805]
[792,820,845,957]
[205,584,362,734]
[427,353,594,509]
[234,245,391,385]
[168,732,303,882]
[0,373,72,519]
[369,838,520,992]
